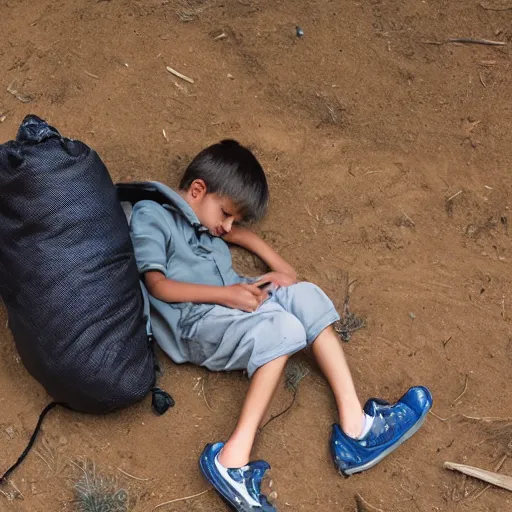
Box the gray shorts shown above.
[180,282,340,377]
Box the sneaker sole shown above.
[338,407,430,476]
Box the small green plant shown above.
[72,459,129,512]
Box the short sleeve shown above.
[130,200,172,275]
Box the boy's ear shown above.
[189,179,207,200]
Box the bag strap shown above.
[0,401,62,485]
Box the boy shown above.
[130,140,432,511]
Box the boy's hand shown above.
[222,283,268,312]
[257,271,297,288]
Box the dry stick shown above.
[355,493,385,512]
[166,66,194,84]
[201,376,214,412]
[153,488,211,509]
[479,3,512,10]
[447,190,463,202]
[117,467,150,481]
[465,454,508,503]
[423,38,506,46]
[84,70,100,79]
[479,72,487,88]
[35,450,53,471]
[444,461,512,492]
[430,410,458,422]
[400,208,415,226]
[448,38,506,46]
[9,480,23,499]
[451,374,469,406]
[462,414,512,422]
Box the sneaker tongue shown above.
[247,460,271,472]
[363,398,389,416]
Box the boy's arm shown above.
[144,271,267,312]
[223,226,297,281]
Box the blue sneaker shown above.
[330,386,433,476]
[199,442,277,511]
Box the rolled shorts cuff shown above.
[305,308,340,345]
[247,338,307,378]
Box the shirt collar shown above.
[147,181,209,232]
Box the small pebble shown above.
[409,312,416,320]
[296,26,304,38]
[269,491,278,501]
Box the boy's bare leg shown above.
[311,326,365,438]
[218,354,289,468]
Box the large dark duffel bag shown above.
[0,115,162,414]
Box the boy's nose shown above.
[223,218,234,232]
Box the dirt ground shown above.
[2,0,512,510]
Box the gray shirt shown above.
[129,183,245,363]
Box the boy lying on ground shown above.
[130,139,433,511]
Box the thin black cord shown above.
[0,401,60,485]
[259,389,298,432]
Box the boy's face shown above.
[183,179,242,237]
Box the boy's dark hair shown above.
[179,139,269,222]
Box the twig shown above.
[364,170,380,176]
[9,480,23,499]
[35,450,53,471]
[166,66,194,84]
[479,72,487,88]
[355,493,385,512]
[423,38,506,46]
[84,70,100,79]
[479,3,512,10]
[201,376,214,412]
[465,454,508,503]
[444,461,512,492]
[447,190,463,202]
[461,414,512,422]
[153,488,211,509]
[448,38,506,46]
[213,32,227,40]
[400,208,415,226]
[117,467,150,481]
[68,458,87,475]
[442,336,452,360]
[430,410,457,422]
[452,374,469,406]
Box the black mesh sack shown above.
[0,115,156,414]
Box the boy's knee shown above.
[291,281,324,297]
[248,312,307,377]
[289,281,334,309]
[273,311,307,345]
